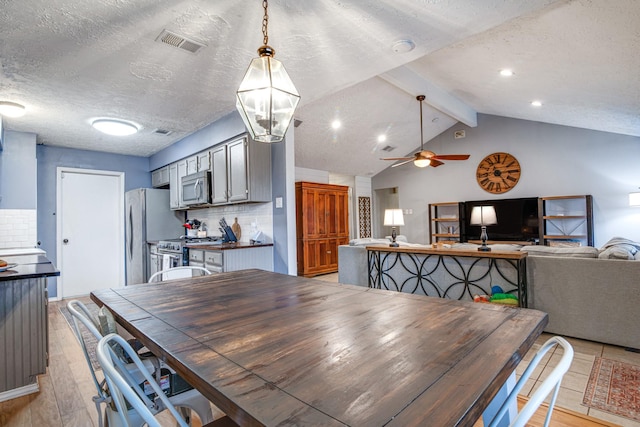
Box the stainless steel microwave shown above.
[181,171,211,206]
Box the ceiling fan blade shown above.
[431,154,470,160]
[381,157,414,161]
[429,159,445,167]
[391,159,414,168]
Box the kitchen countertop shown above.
[185,242,274,251]
[0,254,60,282]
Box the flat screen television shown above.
[461,197,539,243]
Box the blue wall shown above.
[37,145,150,297]
[0,131,37,209]
[150,111,246,169]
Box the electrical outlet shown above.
[454,130,466,139]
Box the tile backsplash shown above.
[187,203,273,243]
[0,209,38,249]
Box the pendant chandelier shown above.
[236,0,300,143]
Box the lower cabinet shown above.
[297,237,348,277]
[1,277,48,397]
[188,246,274,273]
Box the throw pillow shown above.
[598,246,635,260]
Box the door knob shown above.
[63,239,69,244]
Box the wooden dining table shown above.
[91,269,548,426]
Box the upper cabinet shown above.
[210,135,271,206]
[151,166,169,188]
[166,133,271,210]
[169,160,188,210]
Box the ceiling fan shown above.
[381,95,470,168]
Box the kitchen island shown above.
[0,253,60,402]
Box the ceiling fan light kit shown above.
[236,0,300,144]
[381,95,470,169]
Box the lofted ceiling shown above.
[1,0,638,177]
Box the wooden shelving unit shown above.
[538,195,593,246]
[428,202,461,244]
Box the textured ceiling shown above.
[1,0,638,177]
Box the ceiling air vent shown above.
[155,29,206,54]
[381,145,396,152]
[153,128,173,136]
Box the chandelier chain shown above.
[262,0,269,46]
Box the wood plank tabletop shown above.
[91,269,547,427]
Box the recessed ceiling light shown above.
[331,120,341,130]
[500,69,514,77]
[92,119,139,136]
[392,39,416,53]
[531,100,543,107]
[0,101,26,118]
[377,134,387,143]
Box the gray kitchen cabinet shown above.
[197,151,210,172]
[169,160,188,210]
[169,163,179,209]
[151,166,169,188]
[188,249,205,268]
[186,155,198,175]
[211,144,228,204]
[210,135,271,205]
[200,245,273,273]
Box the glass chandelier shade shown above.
[413,157,430,168]
[236,46,300,143]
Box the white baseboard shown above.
[0,379,39,402]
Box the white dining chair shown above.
[486,336,574,427]
[97,333,237,427]
[67,300,214,427]
[148,266,212,283]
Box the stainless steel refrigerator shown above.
[125,188,184,285]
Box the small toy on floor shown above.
[489,285,519,306]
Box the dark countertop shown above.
[185,242,274,251]
[0,254,60,282]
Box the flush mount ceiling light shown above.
[236,0,300,143]
[499,69,514,77]
[92,119,139,136]
[0,101,26,118]
[531,100,543,107]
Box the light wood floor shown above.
[0,286,637,427]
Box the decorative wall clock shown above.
[476,152,521,194]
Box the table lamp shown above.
[384,209,405,247]
[470,206,497,252]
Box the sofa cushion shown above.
[520,246,599,258]
[349,238,390,246]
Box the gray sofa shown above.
[338,238,640,349]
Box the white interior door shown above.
[58,167,124,298]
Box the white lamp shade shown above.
[236,55,300,143]
[383,209,405,226]
[630,192,640,207]
[470,206,498,226]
